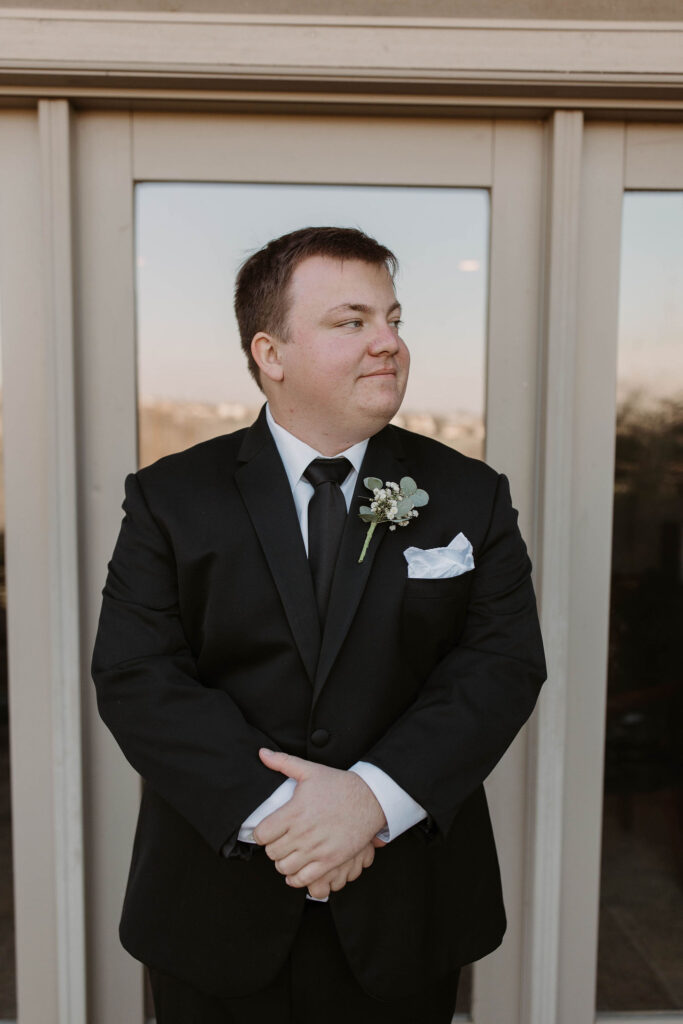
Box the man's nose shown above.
[368,322,400,354]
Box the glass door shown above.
[547,120,683,1024]
[597,140,683,1018]
[74,110,545,1024]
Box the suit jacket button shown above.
[311,728,330,747]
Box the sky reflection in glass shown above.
[134,182,489,419]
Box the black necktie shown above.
[304,457,352,623]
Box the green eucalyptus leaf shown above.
[400,476,417,496]
[396,497,414,515]
[411,489,429,507]
[359,512,375,523]
[364,476,383,491]
[359,505,372,515]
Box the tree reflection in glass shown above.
[598,192,683,1012]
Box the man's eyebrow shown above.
[325,301,402,316]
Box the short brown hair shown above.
[234,226,399,389]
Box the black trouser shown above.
[148,901,460,1024]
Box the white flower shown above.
[357,475,430,563]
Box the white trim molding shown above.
[522,109,584,1024]
[0,11,682,105]
[38,97,87,1024]
[0,102,86,1024]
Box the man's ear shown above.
[251,331,285,384]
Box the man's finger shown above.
[262,834,299,861]
[259,748,310,782]
[306,879,332,900]
[344,860,362,884]
[286,861,331,888]
[273,851,310,876]
[252,814,290,846]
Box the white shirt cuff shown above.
[349,761,427,842]
[238,777,330,903]
[238,778,296,843]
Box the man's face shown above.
[272,255,410,442]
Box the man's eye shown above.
[391,319,404,329]
[339,319,363,328]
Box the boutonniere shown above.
[358,476,429,563]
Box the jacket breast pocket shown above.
[400,572,473,679]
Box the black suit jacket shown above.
[91,404,546,1001]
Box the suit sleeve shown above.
[363,471,547,837]
[90,471,283,855]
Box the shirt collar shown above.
[265,402,368,490]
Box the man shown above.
[91,226,547,1023]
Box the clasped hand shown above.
[252,748,387,900]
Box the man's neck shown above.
[265,403,377,456]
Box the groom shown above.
[91,226,546,1023]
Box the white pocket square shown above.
[403,532,474,579]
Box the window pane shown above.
[597,192,683,1012]
[135,183,488,468]
[135,182,490,1019]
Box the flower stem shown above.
[358,521,377,563]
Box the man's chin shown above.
[360,394,405,429]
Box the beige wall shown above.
[0,0,682,19]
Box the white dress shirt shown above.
[238,403,427,863]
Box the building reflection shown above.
[138,399,485,470]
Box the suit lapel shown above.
[312,424,407,705]
[235,406,321,683]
